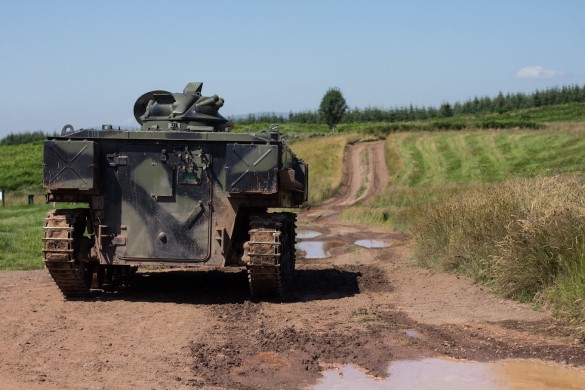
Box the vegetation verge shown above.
[342,127,585,329]
[412,176,585,329]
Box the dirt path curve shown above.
[0,141,584,390]
[319,141,389,208]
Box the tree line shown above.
[0,130,51,145]
[235,84,585,125]
[3,84,585,144]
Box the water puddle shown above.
[297,230,323,239]
[404,329,421,339]
[297,241,330,259]
[315,358,585,390]
[296,241,345,259]
[354,239,391,248]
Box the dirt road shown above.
[1,141,584,389]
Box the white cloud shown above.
[516,66,565,79]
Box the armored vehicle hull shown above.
[43,83,308,298]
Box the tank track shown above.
[43,209,94,297]
[244,212,296,298]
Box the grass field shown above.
[0,142,44,193]
[0,204,53,270]
[388,129,585,186]
[342,126,585,328]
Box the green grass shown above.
[0,204,54,270]
[0,142,44,192]
[344,128,585,235]
[342,127,585,329]
[384,129,585,187]
[495,102,585,122]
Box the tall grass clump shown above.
[411,175,585,327]
[340,184,465,233]
[411,182,517,278]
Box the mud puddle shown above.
[297,241,345,259]
[403,329,421,338]
[296,230,345,259]
[297,230,393,259]
[354,239,391,248]
[315,358,585,389]
[297,241,330,259]
[297,230,323,239]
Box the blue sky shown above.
[0,0,583,136]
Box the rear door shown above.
[116,144,212,262]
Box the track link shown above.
[244,212,296,298]
[43,209,93,297]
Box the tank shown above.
[42,82,308,298]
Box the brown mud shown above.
[1,140,584,389]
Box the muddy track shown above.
[306,140,388,224]
[1,141,584,389]
[319,140,388,209]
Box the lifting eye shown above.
[158,232,167,244]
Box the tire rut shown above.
[315,140,388,212]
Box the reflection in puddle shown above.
[297,241,345,259]
[297,241,330,259]
[297,230,323,239]
[354,239,391,248]
[315,358,585,390]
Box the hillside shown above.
[237,101,585,134]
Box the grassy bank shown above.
[343,127,585,327]
[289,133,364,204]
[412,176,585,327]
